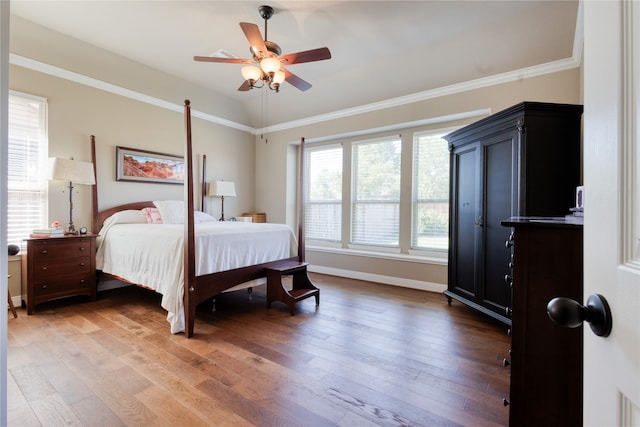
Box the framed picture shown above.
[116,146,184,184]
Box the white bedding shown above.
[96,211,296,333]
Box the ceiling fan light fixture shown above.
[260,57,281,74]
[272,70,285,85]
[241,65,262,82]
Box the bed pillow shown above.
[141,207,163,224]
[153,200,184,224]
[194,211,217,223]
[110,209,147,224]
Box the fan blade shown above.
[279,47,331,65]
[239,22,268,57]
[194,56,253,64]
[237,80,251,91]
[282,68,312,91]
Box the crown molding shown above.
[255,55,581,135]
[11,50,581,136]
[9,53,254,133]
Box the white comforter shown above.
[96,213,296,333]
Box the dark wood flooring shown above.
[7,273,511,426]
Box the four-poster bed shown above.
[91,100,316,337]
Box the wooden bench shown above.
[265,261,319,315]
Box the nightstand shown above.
[21,234,97,314]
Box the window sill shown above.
[306,244,447,266]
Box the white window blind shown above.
[412,131,449,250]
[352,136,401,247]
[7,92,48,247]
[305,144,342,242]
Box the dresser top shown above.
[501,216,583,228]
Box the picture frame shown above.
[116,146,184,185]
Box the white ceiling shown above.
[10,1,580,129]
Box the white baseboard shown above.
[307,265,447,294]
[10,295,20,307]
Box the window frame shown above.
[304,142,344,245]
[7,90,49,248]
[350,135,402,249]
[410,129,453,253]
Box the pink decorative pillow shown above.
[141,207,163,224]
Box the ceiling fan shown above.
[194,5,331,92]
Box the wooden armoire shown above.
[444,102,583,325]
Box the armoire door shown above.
[481,131,517,317]
[448,142,480,301]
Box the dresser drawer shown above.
[32,272,93,299]
[30,239,93,262]
[33,256,91,282]
[33,255,92,279]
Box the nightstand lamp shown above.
[209,180,236,221]
[48,157,96,234]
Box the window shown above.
[7,92,48,247]
[305,144,342,242]
[412,131,449,251]
[351,136,401,247]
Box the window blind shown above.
[412,131,449,250]
[305,144,342,242]
[7,92,48,247]
[351,136,401,247]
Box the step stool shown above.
[265,261,319,315]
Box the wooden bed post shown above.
[90,135,99,234]
[183,100,197,338]
[201,154,207,212]
[298,137,305,262]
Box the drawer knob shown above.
[502,358,510,367]
[80,262,85,267]
[41,266,47,271]
[42,284,48,289]
[504,274,512,286]
[41,250,48,254]
[79,247,86,251]
[80,279,85,284]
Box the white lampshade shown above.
[48,157,96,185]
[241,65,262,82]
[209,180,236,197]
[273,70,286,84]
[260,57,281,74]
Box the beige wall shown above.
[10,65,256,230]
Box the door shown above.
[583,1,640,424]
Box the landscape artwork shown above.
[116,146,184,184]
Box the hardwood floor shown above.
[7,274,511,426]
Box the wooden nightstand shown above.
[21,234,97,314]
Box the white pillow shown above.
[194,211,217,223]
[153,200,184,224]
[110,209,147,224]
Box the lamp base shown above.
[65,223,78,235]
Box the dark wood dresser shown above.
[21,234,97,314]
[501,217,583,427]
